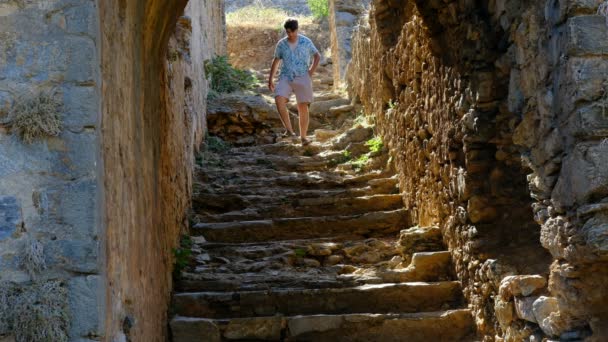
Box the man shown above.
[268,18,321,146]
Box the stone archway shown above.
[99,0,224,340]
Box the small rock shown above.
[338,264,357,274]
[352,251,381,264]
[388,255,403,268]
[324,255,344,266]
[314,129,339,142]
[514,296,538,323]
[307,243,333,256]
[532,296,560,336]
[499,275,546,299]
[299,258,321,268]
[494,298,514,330]
[329,104,354,116]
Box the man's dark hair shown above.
[284,18,299,31]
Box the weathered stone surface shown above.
[170,317,221,342]
[68,276,102,339]
[532,296,560,336]
[514,296,539,323]
[100,0,225,340]
[494,299,515,330]
[0,196,21,241]
[566,15,608,56]
[223,316,283,340]
[499,275,547,299]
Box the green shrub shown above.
[307,0,329,18]
[204,56,258,94]
[9,89,62,143]
[172,235,193,278]
[349,154,370,173]
[365,137,383,154]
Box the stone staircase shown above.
[169,105,476,340]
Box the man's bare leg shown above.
[275,96,295,135]
[297,102,310,144]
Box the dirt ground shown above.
[227,18,331,70]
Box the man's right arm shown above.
[268,57,280,92]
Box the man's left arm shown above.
[308,52,321,77]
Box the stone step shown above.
[170,309,475,342]
[177,244,454,292]
[173,281,464,319]
[196,194,404,221]
[191,209,410,243]
[195,177,399,198]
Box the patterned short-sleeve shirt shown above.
[274,35,319,81]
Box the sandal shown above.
[301,138,311,146]
[281,130,297,137]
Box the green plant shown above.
[351,154,370,172]
[205,135,231,154]
[294,248,307,258]
[9,89,62,143]
[204,56,258,94]
[387,99,397,109]
[302,148,315,157]
[173,235,193,277]
[307,0,329,18]
[328,150,352,167]
[365,137,384,154]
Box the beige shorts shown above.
[275,74,313,104]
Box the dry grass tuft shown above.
[0,282,19,334]
[0,281,70,342]
[9,89,62,143]
[22,239,47,278]
[226,4,312,29]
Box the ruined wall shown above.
[0,1,102,340]
[328,0,368,88]
[100,0,225,340]
[348,0,608,340]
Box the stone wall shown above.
[328,0,369,88]
[348,0,608,340]
[0,0,224,341]
[225,0,311,15]
[100,0,225,341]
[0,0,102,340]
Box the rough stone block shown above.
[68,275,101,339]
[494,298,515,330]
[0,196,21,240]
[565,103,608,139]
[51,131,97,178]
[514,296,539,323]
[552,142,608,207]
[62,3,98,37]
[566,16,608,56]
[532,296,560,336]
[65,37,96,83]
[558,57,608,116]
[62,85,98,130]
[224,317,283,340]
[170,317,221,342]
[36,178,97,239]
[505,275,547,297]
[581,214,608,259]
[44,239,98,274]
